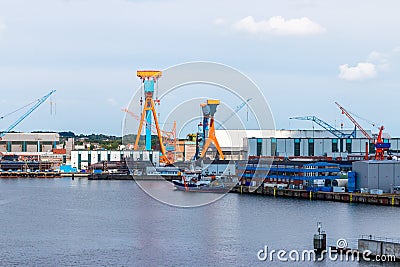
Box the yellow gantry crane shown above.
[133,70,172,164]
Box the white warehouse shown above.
[71,150,160,170]
[214,129,396,159]
[0,132,60,153]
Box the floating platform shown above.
[230,186,400,207]
[61,173,89,178]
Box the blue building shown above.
[237,159,340,191]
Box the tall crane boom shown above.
[0,90,56,139]
[335,102,372,140]
[335,102,390,160]
[216,98,252,130]
[290,116,356,138]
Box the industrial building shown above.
[214,129,397,160]
[237,159,340,189]
[0,132,60,153]
[71,150,160,170]
[352,161,400,193]
[247,136,397,159]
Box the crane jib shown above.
[0,90,56,139]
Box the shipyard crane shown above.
[335,102,390,160]
[335,102,372,140]
[374,126,390,160]
[134,70,172,165]
[192,98,252,160]
[290,116,356,138]
[0,90,56,140]
[199,99,224,160]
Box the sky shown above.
[0,0,399,136]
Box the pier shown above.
[230,185,400,207]
[359,236,400,260]
[0,171,62,178]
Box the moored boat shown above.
[172,174,229,193]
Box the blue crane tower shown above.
[134,71,163,152]
[0,90,56,139]
[290,116,356,138]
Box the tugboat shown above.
[172,173,228,193]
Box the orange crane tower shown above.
[134,70,171,164]
[199,100,225,160]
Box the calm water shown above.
[0,178,399,266]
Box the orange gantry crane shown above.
[335,102,390,160]
[199,100,225,160]
[134,70,172,164]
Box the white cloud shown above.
[338,48,397,82]
[232,16,325,36]
[393,46,400,54]
[214,18,227,26]
[338,62,377,81]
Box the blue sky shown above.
[0,0,399,136]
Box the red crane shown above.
[335,102,372,140]
[335,102,390,160]
[374,126,390,160]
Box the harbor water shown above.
[0,178,399,266]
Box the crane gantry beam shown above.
[137,70,162,80]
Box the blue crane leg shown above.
[203,117,209,146]
[146,110,152,150]
[143,80,155,151]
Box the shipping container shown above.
[369,189,383,195]
[333,186,345,193]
